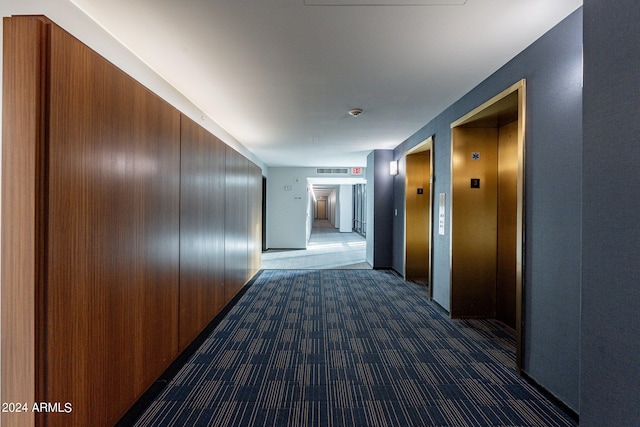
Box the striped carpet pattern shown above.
[134,270,576,426]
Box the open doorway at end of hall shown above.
[261,179,370,270]
[309,180,365,234]
[316,198,328,220]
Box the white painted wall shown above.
[306,183,314,244]
[266,168,309,249]
[339,184,353,233]
[267,168,365,248]
[328,190,337,227]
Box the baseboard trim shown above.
[520,370,579,423]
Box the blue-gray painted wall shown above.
[581,2,640,426]
[366,150,394,268]
[391,9,583,411]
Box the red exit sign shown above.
[351,167,363,175]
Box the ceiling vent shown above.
[317,168,349,174]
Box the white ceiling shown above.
[68,0,581,167]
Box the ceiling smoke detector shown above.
[348,108,363,117]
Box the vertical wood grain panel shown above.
[225,147,249,301]
[129,79,181,401]
[179,115,226,350]
[45,24,180,426]
[1,16,48,427]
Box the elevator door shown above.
[451,127,498,317]
[405,150,432,283]
[450,80,526,370]
[449,80,525,362]
[450,122,517,326]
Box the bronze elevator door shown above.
[451,120,518,329]
[451,127,499,318]
[405,150,431,282]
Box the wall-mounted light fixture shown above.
[389,160,399,176]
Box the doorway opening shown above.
[316,198,328,219]
[404,137,434,294]
[450,80,525,369]
[261,178,369,269]
[262,176,267,252]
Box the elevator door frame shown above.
[404,137,434,298]
[449,80,526,370]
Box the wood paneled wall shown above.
[45,23,182,426]
[1,16,262,427]
[1,16,48,427]
[179,116,227,350]
[224,146,250,301]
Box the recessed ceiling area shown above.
[58,0,582,167]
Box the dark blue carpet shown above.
[134,270,576,426]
